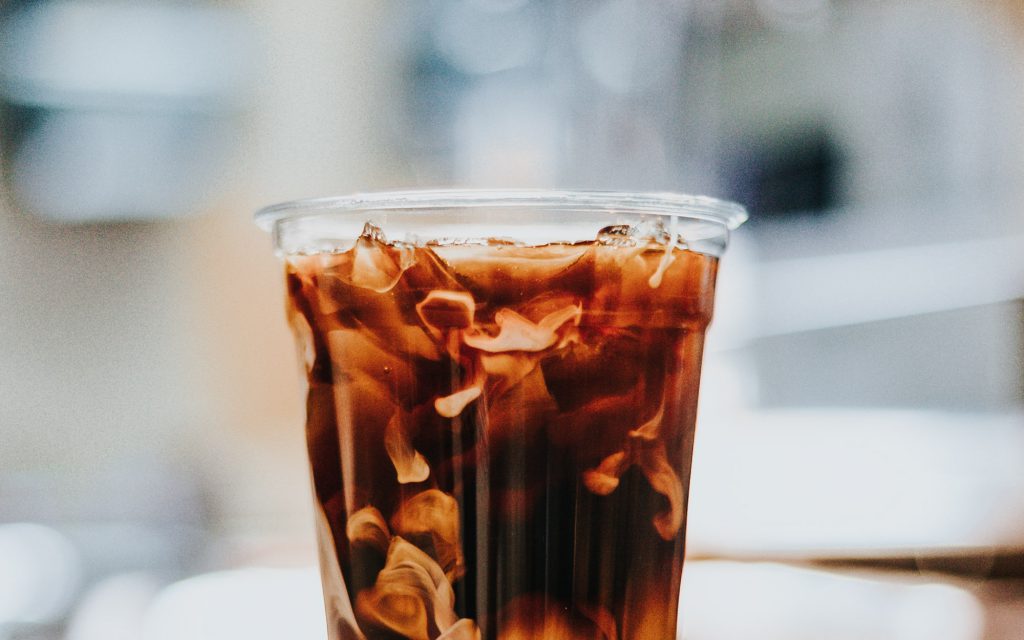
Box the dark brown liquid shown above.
[285,223,719,640]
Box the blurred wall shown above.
[0,0,406,542]
[0,210,196,475]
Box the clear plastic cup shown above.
[256,189,746,640]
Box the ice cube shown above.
[327,329,442,411]
[485,365,557,440]
[631,218,673,245]
[586,217,718,329]
[336,222,411,293]
[595,224,637,247]
[401,244,466,292]
[588,242,718,329]
[330,377,399,514]
[507,291,578,324]
[317,260,444,363]
[540,329,643,412]
[360,220,388,244]
[546,391,645,462]
[433,244,591,309]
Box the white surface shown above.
[142,569,326,640]
[688,409,1024,557]
[681,562,985,640]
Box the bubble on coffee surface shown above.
[596,219,671,247]
[594,220,686,289]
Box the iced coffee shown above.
[281,207,728,640]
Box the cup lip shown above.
[254,188,748,232]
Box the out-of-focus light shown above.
[10,110,230,222]
[65,574,162,640]
[454,80,560,186]
[0,523,82,626]
[467,0,532,12]
[432,1,541,75]
[0,1,255,111]
[681,562,985,640]
[574,0,688,94]
[0,1,254,222]
[142,569,326,640]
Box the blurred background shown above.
[1,0,1022,638]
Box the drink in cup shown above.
[256,190,746,640]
